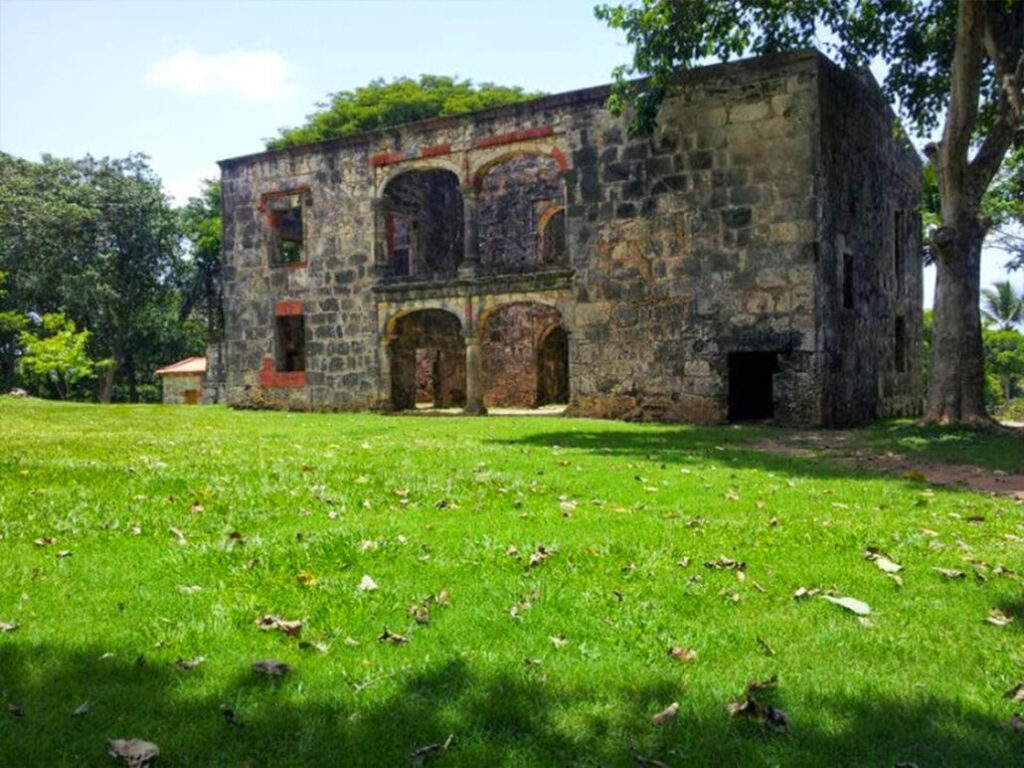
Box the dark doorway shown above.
[536,326,569,405]
[728,352,778,421]
[390,310,466,410]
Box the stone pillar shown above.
[459,187,481,277]
[371,198,390,277]
[463,334,487,415]
[374,333,397,411]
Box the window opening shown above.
[274,207,304,263]
[894,316,906,373]
[842,251,855,309]
[275,315,305,372]
[894,210,905,296]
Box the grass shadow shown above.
[0,642,1018,766]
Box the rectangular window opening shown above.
[894,210,905,296]
[275,315,306,372]
[274,207,304,264]
[894,316,906,373]
[842,251,855,309]
[388,214,413,276]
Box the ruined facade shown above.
[218,50,923,426]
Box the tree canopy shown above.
[267,75,543,149]
[597,0,1023,426]
[0,152,204,400]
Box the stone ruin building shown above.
[217,50,923,426]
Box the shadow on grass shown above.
[0,643,1017,767]
[488,426,930,488]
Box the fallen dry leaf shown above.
[407,604,430,625]
[529,546,551,567]
[634,757,670,768]
[704,555,746,572]
[793,587,819,600]
[651,701,679,726]
[435,589,451,607]
[255,615,303,636]
[169,526,187,545]
[874,557,902,574]
[358,574,378,592]
[548,635,570,649]
[0,621,18,633]
[107,738,160,767]
[175,656,205,671]
[71,701,91,717]
[668,646,697,662]
[757,636,776,656]
[377,627,408,645]
[933,567,966,579]
[8,703,24,717]
[822,595,871,616]
[1005,681,1024,703]
[190,502,204,514]
[1003,713,1024,732]
[298,640,328,654]
[176,584,202,595]
[56,550,72,559]
[986,608,1014,627]
[33,537,55,547]
[410,734,453,767]
[728,676,788,733]
[252,659,291,677]
[220,704,244,728]
[296,570,316,586]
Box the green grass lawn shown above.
[0,398,1021,767]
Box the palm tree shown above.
[981,281,1023,330]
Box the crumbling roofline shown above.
[218,50,823,169]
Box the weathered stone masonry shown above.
[219,50,923,426]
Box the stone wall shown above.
[219,49,922,425]
[563,53,823,423]
[817,61,924,424]
[161,373,203,404]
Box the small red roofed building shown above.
[155,356,207,404]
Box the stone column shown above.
[371,198,390,277]
[374,333,397,411]
[458,187,481,277]
[463,334,487,415]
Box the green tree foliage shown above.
[981,279,1023,329]
[983,325,1024,403]
[268,75,543,149]
[18,312,108,400]
[179,180,223,342]
[0,271,27,391]
[596,0,1023,426]
[0,152,202,401]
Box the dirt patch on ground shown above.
[754,430,1024,501]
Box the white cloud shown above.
[146,49,293,102]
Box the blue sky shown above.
[0,0,1016,303]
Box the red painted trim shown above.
[475,125,554,149]
[420,143,452,158]
[260,356,306,388]
[275,300,304,317]
[258,186,311,212]
[549,147,569,171]
[369,152,406,167]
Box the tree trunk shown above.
[99,363,116,403]
[924,214,991,425]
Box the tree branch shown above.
[939,0,987,206]
[969,3,1024,195]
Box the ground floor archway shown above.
[480,302,568,408]
[390,309,466,410]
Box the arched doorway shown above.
[536,325,569,405]
[480,302,567,408]
[380,170,463,278]
[390,309,466,410]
